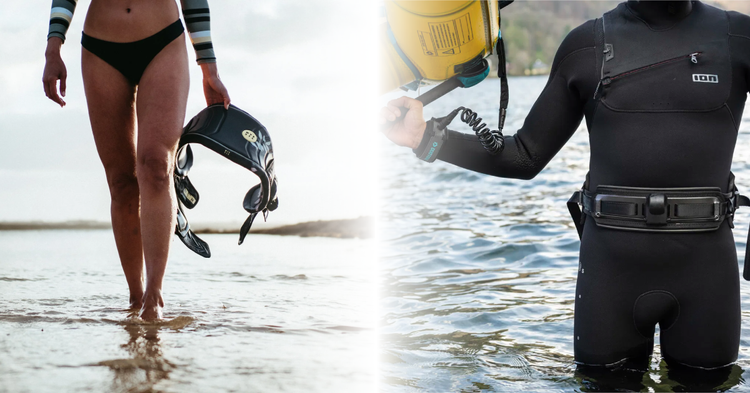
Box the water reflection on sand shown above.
[97,324,175,391]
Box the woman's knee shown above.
[136,150,173,192]
[107,171,139,204]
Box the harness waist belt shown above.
[567,185,750,235]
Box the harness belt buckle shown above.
[645,193,668,225]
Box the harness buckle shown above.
[645,193,668,225]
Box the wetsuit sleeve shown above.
[180,0,217,64]
[433,21,597,180]
[48,0,77,42]
[728,11,750,94]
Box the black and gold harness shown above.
[173,104,279,258]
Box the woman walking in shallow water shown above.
[42,0,230,320]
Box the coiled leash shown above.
[429,0,513,157]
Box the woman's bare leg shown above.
[81,49,144,309]
[135,34,190,320]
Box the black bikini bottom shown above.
[81,19,184,85]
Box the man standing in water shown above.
[381,0,750,375]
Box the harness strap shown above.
[238,212,258,245]
[723,173,750,281]
[579,190,731,220]
[738,194,750,281]
[567,190,585,239]
[496,30,509,131]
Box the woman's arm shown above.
[43,0,77,107]
[180,0,230,109]
[382,21,597,180]
[48,0,77,43]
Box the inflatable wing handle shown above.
[380,76,463,132]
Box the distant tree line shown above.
[498,0,743,76]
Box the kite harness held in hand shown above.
[173,104,279,258]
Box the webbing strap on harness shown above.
[567,191,586,239]
[496,3,511,131]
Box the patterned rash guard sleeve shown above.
[48,0,77,42]
[180,0,217,64]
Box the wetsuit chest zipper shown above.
[594,52,702,99]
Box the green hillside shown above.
[500,1,744,76]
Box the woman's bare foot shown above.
[139,289,165,321]
[129,292,144,310]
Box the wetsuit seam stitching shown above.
[724,104,739,132]
[510,133,536,175]
[726,9,750,41]
[725,12,746,116]
[556,47,595,75]
[666,357,737,371]
[590,18,604,123]
[545,47,595,98]
[659,292,680,332]
[623,3,691,32]
[510,67,579,176]
[726,12,735,111]
[632,290,681,338]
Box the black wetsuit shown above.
[430,1,750,369]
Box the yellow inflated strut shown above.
[381,0,499,93]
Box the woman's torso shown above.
[83,0,180,42]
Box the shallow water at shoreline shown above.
[379,76,750,392]
[0,230,376,392]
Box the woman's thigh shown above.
[135,33,190,166]
[81,48,137,180]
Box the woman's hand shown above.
[200,62,230,110]
[379,96,427,149]
[43,37,67,107]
